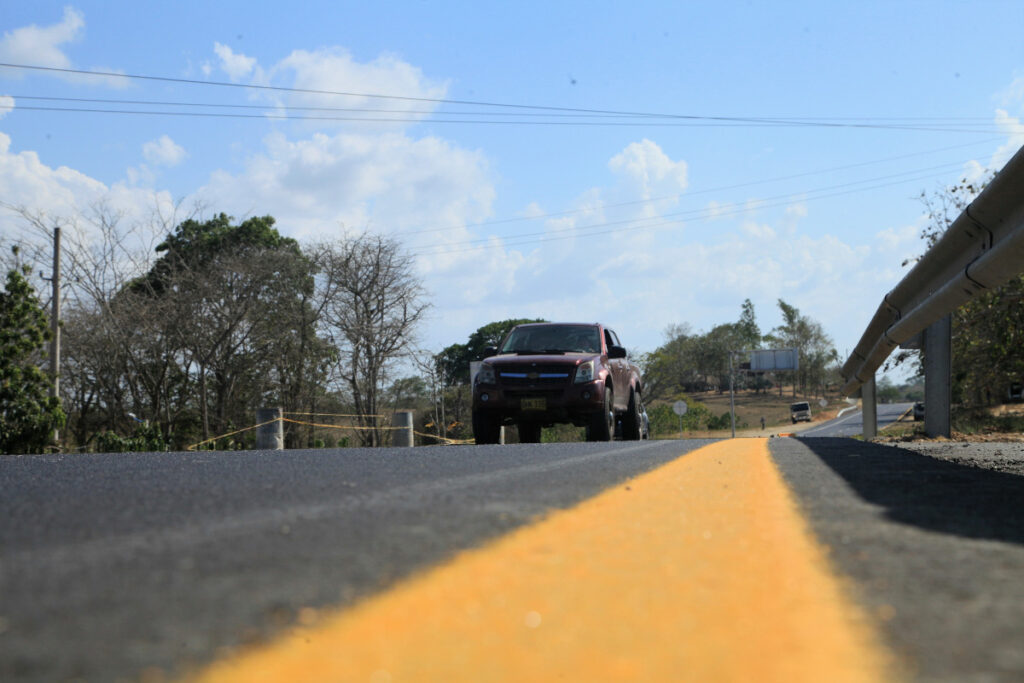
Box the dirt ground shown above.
[873,403,1024,444]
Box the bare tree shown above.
[312,233,430,446]
[1,199,191,447]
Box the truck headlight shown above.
[476,364,496,385]
[574,360,595,384]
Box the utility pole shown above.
[729,351,736,438]
[50,226,62,446]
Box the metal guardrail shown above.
[841,143,1024,397]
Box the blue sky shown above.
[2,2,1023,378]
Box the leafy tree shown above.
[737,298,762,350]
[135,213,300,294]
[436,318,546,386]
[1,262,66,453]
[768,299,838,397]
[122,214,321,443]
[887,174,1023,408]
[951,274,1024,406]
[641,301,766,400]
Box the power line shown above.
[0,62,814,121]
[6,94,1001,125]
[404,163,974,258]
[5,94,642,118]
[1,62,1015,134]
[389,139,1001,240]
[10,104,1016,135]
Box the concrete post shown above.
[256,407,284,450]
[862,375,877,440]
[924,314,952,438]
[392,411,415,447]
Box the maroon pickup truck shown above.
[471,322,644,444]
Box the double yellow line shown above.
[192,439,897,682]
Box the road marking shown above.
[191,439,896,682]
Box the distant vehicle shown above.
[913,402,925,421]
[790,401,812,423]
[471,322,644,444]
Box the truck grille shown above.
[495,363,573,385]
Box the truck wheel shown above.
[473,411,502,445]
[622,390,642,440]
[517,421,542,444]
[586,388,614,442]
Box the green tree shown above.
[737,298,762,350]
[436,318,546,386]
[1,263,66,453]
[641,302,765,400]
[951,275,1024,406]
[768,299,838,398]
[126,213,324,446]
[135,213,300,294]
[890,174,1024,407]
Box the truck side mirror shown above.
[608,345,627,359]
[482,347,498,358]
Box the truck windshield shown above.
[500,325,601,354]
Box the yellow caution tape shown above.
[185,417,282,451]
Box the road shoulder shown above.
[771,437,1024,682]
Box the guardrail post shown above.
[924,314,952,438]
[862,376,877,439]
[392,411,415,447]
[256,407,284,450]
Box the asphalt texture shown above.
[799,401,913,437]
[0,440,712,682]
[4,436,1024,682]
[771,437,1024,683]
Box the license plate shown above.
[521,398,546,411]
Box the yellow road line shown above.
[191,439,896,682]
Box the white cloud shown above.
[198,130,493,242]
[996,74,1024,109]
[608,139,688,215]
[142,135,187,167]
[741,221,776,239]
[0,131,178,290]
[784,203,808,221]
[0,132,106,218]
[0,6,83,70]
[875,221,920,253]
[213,42,257,82]
[0,8,127,88]
[0,95,13,119]
[989,108,1024,170]
[276,48,448,129]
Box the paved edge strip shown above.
[189,439,895,682]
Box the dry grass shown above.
[651,388,847,438]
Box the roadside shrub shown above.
[93,423,167,453]
[647,397,711,436]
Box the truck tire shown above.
[622,389,642,440]
[517,420,542,444]
[473,411,502,445]
[586,388,614,442]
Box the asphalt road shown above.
[2,436,1023,681]
[0,440,711,682]
[800,401,913,437]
